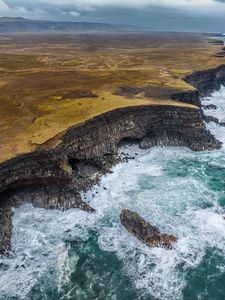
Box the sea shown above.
[1,77,225,299]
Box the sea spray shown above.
[1,87,225,299]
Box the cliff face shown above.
[170,64,225,107]
[0,106,220,196]
[171,90,201,107]
[1,63,225,254]
[185,64,225,98]
[0,104,221,253]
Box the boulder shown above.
[120,209,177,249]
[204,115,219,124]
[203,104,218,110]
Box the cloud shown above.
[68,11,80,17]
[4,0,225,10]
[0,0,28,16]
[0,0,10,11]
[0,0,51,18]
[3,0,225,17]
[17,0,225,11]
[1,0,225,31]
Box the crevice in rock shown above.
[118,137,141,148]
[68,157,81,171]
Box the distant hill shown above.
[0,17,144,33]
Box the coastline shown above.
[1,44,225,254]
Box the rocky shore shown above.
[185,64,225,98]
[120,209,177,249]
[1,63,225,254]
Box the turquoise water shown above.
[1,88,225,299]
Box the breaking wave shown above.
[1,87,225,299]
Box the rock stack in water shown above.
[120,209,177,249]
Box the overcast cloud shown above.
[1,0,225,32]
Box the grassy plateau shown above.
[0,33,223,162]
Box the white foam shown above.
[2,147,225,299]
[203,86,225,123]
[94,148,225,299]
[202,86,225,145]
[2,87,225,299]
[0,205,96,298]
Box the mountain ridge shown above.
[0,16,145,33]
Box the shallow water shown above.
[1,89,225,300]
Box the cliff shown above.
[0,33,222,164]
[185,64,225,97]
[1,34,225,254]
[0,102,222,253]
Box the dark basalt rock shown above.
[0,204,12,255]
[171,89,201,107]
[120,209,177,249]
[202,104,218,110]
[203,115,225,128]
[204,115,219,124]
[5,187,96,213]
[0,104,221,254]
[185,64,225,98]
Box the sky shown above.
[1,0,225,32]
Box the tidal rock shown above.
[203,115,225,128]
[204,115,219,124]
[120,209,177,249]
[203,104,218,110]
[0,205,13,255]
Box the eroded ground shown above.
[0,33,223,162]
